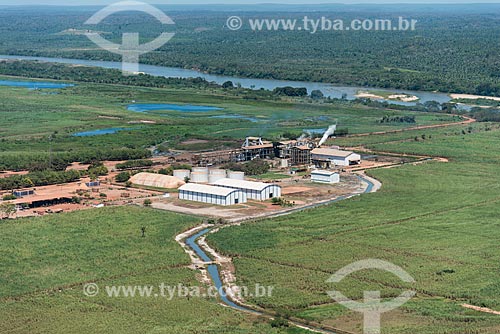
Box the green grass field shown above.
[208,124,500,333]
[0,206,305,334]
[0,75,457,158]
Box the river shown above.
[0,55,452,106]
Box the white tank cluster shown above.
[173,168,244,184]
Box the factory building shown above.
[212,178,281,201]
[277,139,316,166]
[311,148,361,168]
[178,183,247,206]
[311,170,340,184]
[242,137,275,161]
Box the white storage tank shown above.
[228,171,245,180]
[173,169,191,180]
[193,167,209,174]
[209,169,227,184]
[190,172,209,183]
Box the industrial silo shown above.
[209,169,227,184]
[192,167,209,174]
[228,171,245,180]
[173,169,191,180]
[190,172,209,183]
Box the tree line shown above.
[0,148,151,172]
[0,170,82,191]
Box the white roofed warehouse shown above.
[212,178,281,201]
[311,170,340,184]
[311,148,361,168]
[179,183,247,206]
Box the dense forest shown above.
[0,5,500,95]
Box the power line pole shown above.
[49,134,53,170]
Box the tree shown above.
[242,159,270,176]
[158,168,169,175]
[0,203,16,219]
[115,172,131,183]
[88,162,109,179]
[273,86,308,97]
[423,101,441,113]
[311,90,324,100]
[441,103,457,113]
[222,81,234,89]
[143,199,152,207]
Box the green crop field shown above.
[0,206,305,334]
[208,124,500,333]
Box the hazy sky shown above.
[2,0,500,5]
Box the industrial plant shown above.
[1,125,365,213]
[180,125,362,171]
[150,125,360,206]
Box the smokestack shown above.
[319,125,337,147]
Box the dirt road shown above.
[347,115,475,138]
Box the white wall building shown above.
[311,170,340,184]
[212,178,281,201]
[311,148,361,167]
[178,183,247,206]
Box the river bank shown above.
[0,55,452,106]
